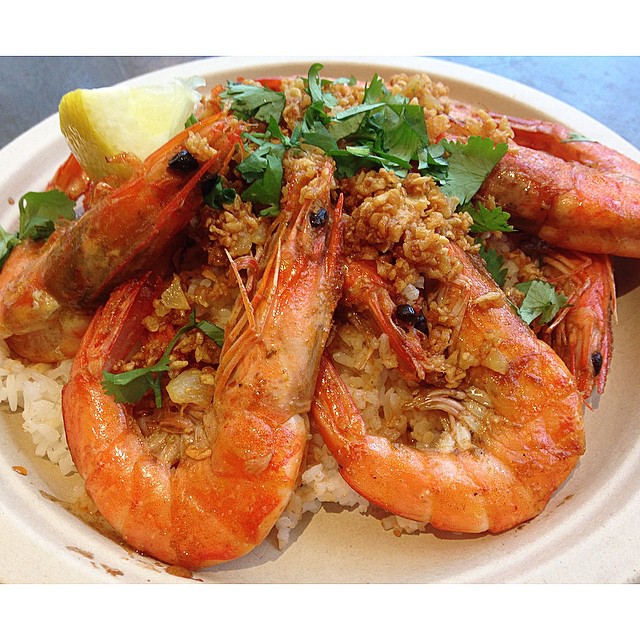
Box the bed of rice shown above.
[0,326,431,553]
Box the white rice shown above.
[0,339,76,476]
[0,334,425,552]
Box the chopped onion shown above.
[166,368,214,407]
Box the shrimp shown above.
[536,248,615,398]
[502,114,640,183]
[341,259,432,382]
[61,155,344,569]
[479,231,616,399]
[0,113,243,362]
[311,241,585,534]
[47,153,91,201]
[447,100,640,258]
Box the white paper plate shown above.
[1,56,639,584]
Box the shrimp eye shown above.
[395,304,417,324]
[309,207,328,228]
[591,351,603,375]
[168,150,199,173]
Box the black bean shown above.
[414,314,429,336]
[309,207,328,228]
[168,149,199,173]
[591,351,603,376]
[395,304,417,324]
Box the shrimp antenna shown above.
[225,248,256,334]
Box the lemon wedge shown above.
[58,77,205,180]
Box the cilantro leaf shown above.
[440,137,508,205]
[237,141,285,216]
[466,202,514,233]
[302,120,340,153]
[0,189,76,269]
[102,310,224,408]
[418,143,448,182]
[478,243,508,288]
[383,103,429,163]
[515,280,568,325]
[19,190,76,241]
[0,226,19,268]
[304,63,338,127]
[563,131,594,143]
[197,320,225,346]
[184,113,198,128]
[202,174,237,209]
[220,82,285,124]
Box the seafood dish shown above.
[0,57,639,582]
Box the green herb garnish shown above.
[0,189,76,267]
[440,137,508,205]
[184,113,198,128]
[562,131,594,143]
[101,310,224,408]
[515,280,569,325]
[220,82,286,124]
[478,244,508,288]
[220,64,508,216]
[466,202,514,233]
[203,174,237,209]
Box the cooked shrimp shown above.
[0,113,242,362]
[447,100,640,258]
[341,259,432,382]
[47,153,91,201]
[61,155,344,569]
[502,114,640,183]
[311,241,585,534]
[537,248,615,398]
[479,231,616,399]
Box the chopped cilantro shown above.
[440,137,508,205]
[562,131,594,143]
[102,310,223,408]
[0,189,76,268]
[184,113,198,128]
[0,227,19,268]
[466,202,514,233]
[236,131,287,217]
[220,64,510,218]
[515,280,568,325]
[478,243,508,288]
[19,190,76,241]
[202,174,237,209]
[220,82,285,124]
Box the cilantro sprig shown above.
[220,82,285,124]
[515,280,569,326]
[440,137,508,206]
[478,244,509,288]
[466,202,514,234]
[0,189,76,268]
[101,310,224,408]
